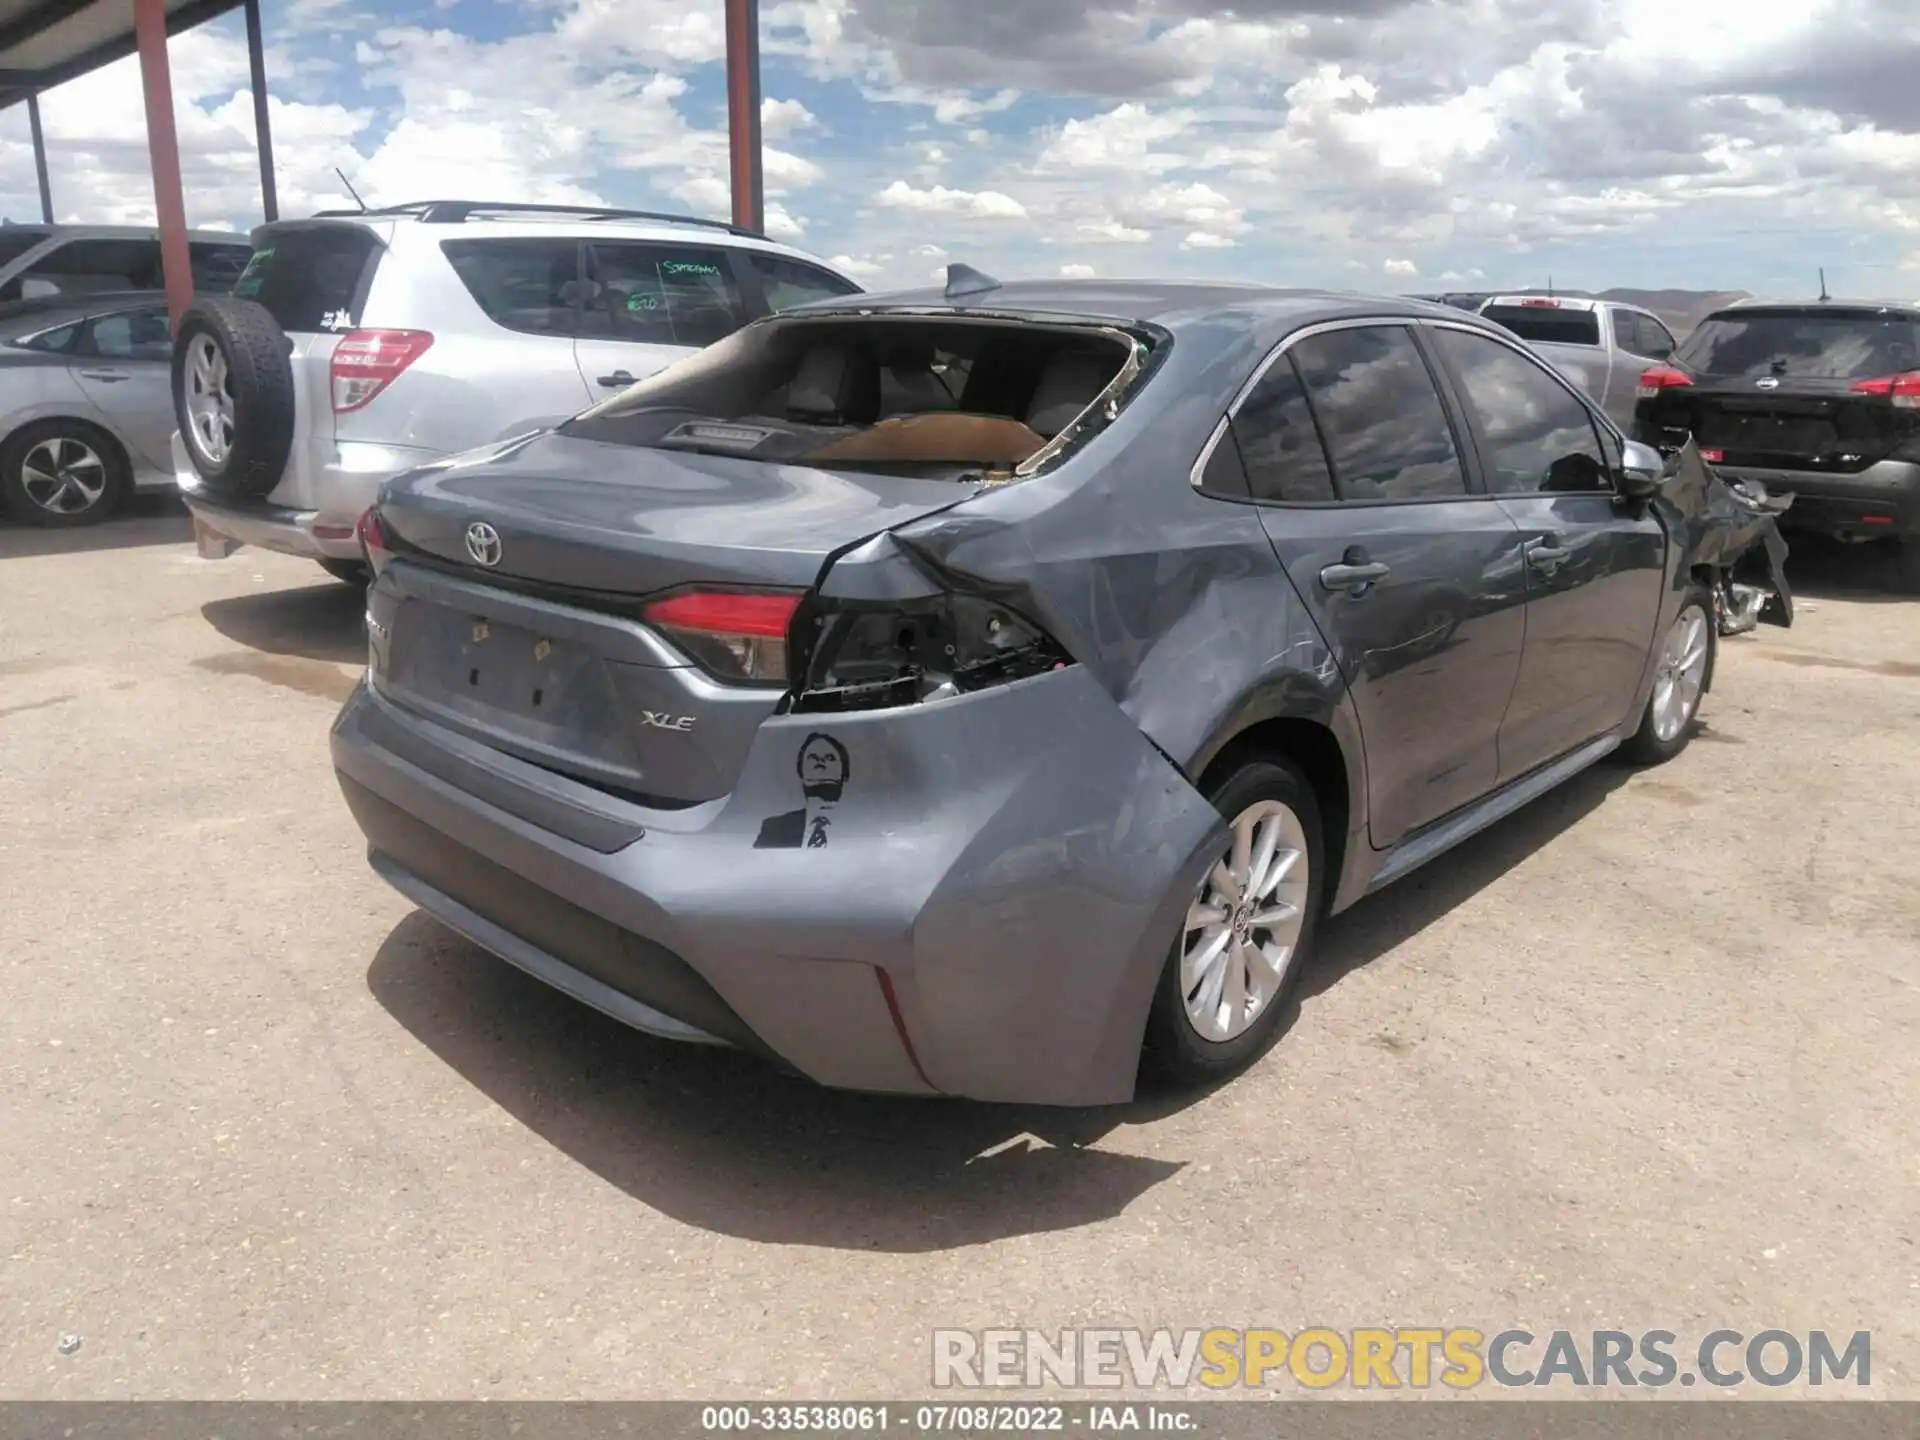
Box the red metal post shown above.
[724,0,764,235]
[134,0,195,324]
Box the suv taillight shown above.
[356,505,393,575]
[1851,371,1920,409]
[1637,365,1693,400]
[642,590,803,685]
[790,592,1072,714]
[331,329,434,413]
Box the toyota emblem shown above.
[1756,377,1781,390]
[464,521,503,568]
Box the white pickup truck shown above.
[1476,295,1681,428]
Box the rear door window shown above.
[1228,353,1336,503]
[584,243,747,348]
[234,225,382,332]
[1481,305,1602,347]
[1433,329,1611,495]
[441,238,582,336]
[746,253,860,312]
[189,242,253,293]
[1290,326,1468,502]
[83,306,174,362]
[1673,310,1920,381]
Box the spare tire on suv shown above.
[172,297,296,499]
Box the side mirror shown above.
[1615,439,1665,501]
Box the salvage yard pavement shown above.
[2,500,1917,1397]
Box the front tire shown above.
[1619,587,1714,765]
[1143,756,1327,1088]
[0,420,130,527]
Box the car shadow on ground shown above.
[0,495,191,559]
[1783,534,1910,603]
[366,757,1636,1253]
[200,576,367,666]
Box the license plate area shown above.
[386,599,638,773]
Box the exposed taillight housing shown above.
[642,590,802,685]
[1637,365,1693,400]
[331,329,434,413]
[356,505,394,575]
[1851,371,1920,409]
[790,592,1072,714]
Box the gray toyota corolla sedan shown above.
[330,273,1718,1106]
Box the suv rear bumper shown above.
[173,432,438,561]
[1715,457,1920,543]
[330,670,1223,1107]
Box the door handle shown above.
[78,368,131,382]
[1526,538,1570,570]
[597,370,637,388]
[1319,560,1391,594]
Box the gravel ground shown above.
[2,499,1916,1399]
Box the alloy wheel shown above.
[1650,604,1710,743]
[19,437,107,516]
[185,334,235,467]
[1179,798,1311,1043]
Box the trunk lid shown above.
[367,432,972,805]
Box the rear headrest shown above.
[787,344,880,425]
[1025,349,1118,439]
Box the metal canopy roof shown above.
[0,0,241,108]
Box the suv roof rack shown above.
[307,200,762,236]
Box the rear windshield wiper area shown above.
[562,312,1155,482]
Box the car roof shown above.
[1718,297,1920,317]
[800,278,1471,331]
[262,213,853,278]
[5,224,245,244]
[0,288,165,332]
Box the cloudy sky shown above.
[1,0,1916,297]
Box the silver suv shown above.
[170,202,862,582]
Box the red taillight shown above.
[1638,365,1693,400]
[331,329,434,413]
[356,506,392,573]
[642,590,802,685]
[1850,371,1920,409]
[1699,447,1725,463]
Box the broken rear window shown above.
[560,315,1147,481]
[1674,309,1920,381]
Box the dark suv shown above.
[1634,300,1920,589]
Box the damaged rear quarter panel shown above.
[877,307,1368,844]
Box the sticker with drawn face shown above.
[754,733,850,850]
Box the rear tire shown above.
[317,558,370,586]
[0,419,130,527]
[1143,756,1327,1088]
[1618,586,1715,765]
[171,297,295,500]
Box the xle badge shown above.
[639,711,696,732]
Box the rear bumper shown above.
[1715,458,1920,542]
[330,670,1224,1107]
[173,432,438,561]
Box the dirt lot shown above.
[2,499,1917,1398]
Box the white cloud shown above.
[764,146,825,189]
[765,204,806,240]
[1039,102,1195,173]
[1077,219,1151,243]
[829,253,885,278]
[911,243,949,259]
[876,180,1027,219]
[1060,263,1098,278]
[1181,231,1237,249]
[1384,258,1420,277]
[761,98,818,139]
